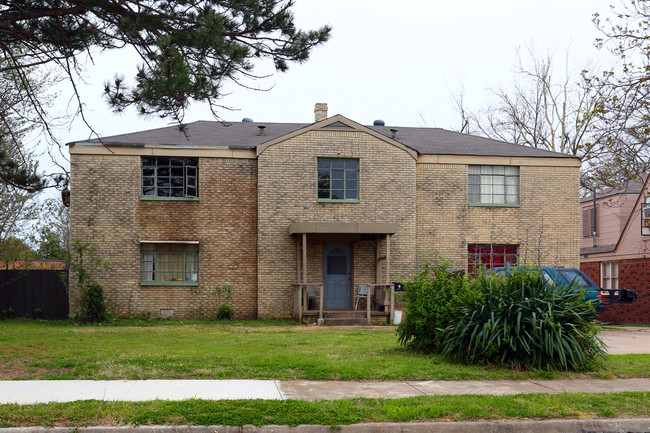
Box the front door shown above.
[323,243,352,308]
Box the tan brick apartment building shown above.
[68,104,581,320]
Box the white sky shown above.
[37,0,619,175]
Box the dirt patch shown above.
[0,360,72,379]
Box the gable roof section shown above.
[68,117,579,159]
[69,120,307,149]
[369,125,577,158]
[255,115,417,159]
[581,174,650,256]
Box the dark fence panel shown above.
[0,270,69,320]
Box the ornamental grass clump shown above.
[396,258,476,352]
[441,268,606,371]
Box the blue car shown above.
[492,266,606,313]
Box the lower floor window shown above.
[468,244,518,275]
[601,262,618,289]
[141,243,198,285]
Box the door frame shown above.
[322,242,352,309]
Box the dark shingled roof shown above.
[69,120,579,159]
[581,173,649,203]
[580,244,617,255]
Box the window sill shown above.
[140,281,199,287]
[469,203,520,208]
[317,199,360,204]
[140,196,199,201]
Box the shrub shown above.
[214,285,235,320]
[216,304,235,320]
[68,240,110,324]
[396,258,476,351]
[442,268,606,371]
[78,280,108,323]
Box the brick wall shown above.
[416,164,580,269]
[257,129,417,318]
[69,153,258,319]
[582,258,649,324]
[70,133,581,321]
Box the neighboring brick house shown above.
[580,174,650,324]
[68,103,581,320]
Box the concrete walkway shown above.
[3,378,650,404]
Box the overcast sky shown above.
[39,0,619,174]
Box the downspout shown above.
[593,186,597,248]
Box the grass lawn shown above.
[1,319,648,381]
[1,319,649,427]
[1,392,650,427]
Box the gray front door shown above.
[323,243,352,308]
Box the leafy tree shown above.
[0,142,42,243]
[0,181,39,245]
[34,199,70,260]
[0,1,331,127]
[0,236,37,266]
[0,61,53,192]
[588,0,650,185]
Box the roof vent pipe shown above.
[258,126,266,136]
[390,128,398,140]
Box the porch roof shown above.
[288,222,398,235]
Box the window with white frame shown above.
[141,242,198,285]
[643,197,650,235]
[468,165,519,206]
[601,262,618,290]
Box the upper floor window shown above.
[641,196,650,235]
[141,157,198,199]
[582,206,597,238]
[141,242,198,286]
[468,244,518,276]
[317,158,359,202]
[468,165,519,206]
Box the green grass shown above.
[1,320,648,380]
[1,392,649,427]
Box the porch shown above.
[289,222,398,326]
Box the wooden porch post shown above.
[302,233,307,286]
[366,280,371,326]
[387,234,394,324]
[297,236,301,285]
[296,236,301,323]
[385,234,390,284]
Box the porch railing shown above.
[293,283,324,323]
[294,283,395,325]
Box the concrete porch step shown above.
[323,310,373,326]
[300,309,389,326]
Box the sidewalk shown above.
[3,378,650,404]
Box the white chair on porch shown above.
[354,284,374,310]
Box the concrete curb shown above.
[2,420,650,433]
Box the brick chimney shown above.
[314,103,328,122]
